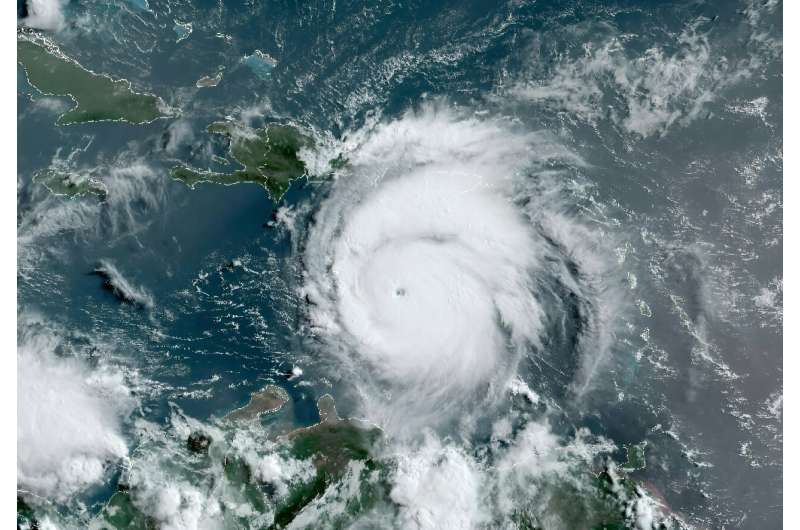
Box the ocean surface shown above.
[17,0,782,528]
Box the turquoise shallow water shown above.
[17,0,781,528]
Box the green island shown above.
[18,37,167,125]
[622,442,647,472]
[171,121,313,201]
[33,168,107,199]
[93,488,157,530]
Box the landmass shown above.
[39,393,679,529]
[187,431,212,454]
[95,488,156,530]
[171,121,312,200]
[513,462,683,530]
[271,395,385,528]
[226,384,289,422]
[622,442,647,472]
[196,69,224,88]
[216,394,384,528]
[33,168,107,199]
[286,395,381,479]
[17,35,167,125]
[16,497,38,530]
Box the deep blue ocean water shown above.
[18,0,781,527]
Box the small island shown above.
[195,69,224,88]
[225,384,290,422]
[622,442,647,472]
[18,37,167,125]
[171,121,312,201]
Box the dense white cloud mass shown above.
[492,422,615,513]
[108,413,319,530]
[390,436,485,529]
[21,0,67,32]
[17,320,132,502]
[303,105,588,432]
[295,104,658,528]
[15,104,635,527]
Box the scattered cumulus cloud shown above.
[511,19,761,138]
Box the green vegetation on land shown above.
[17,496,38,530]
[171,121,312,200]
[18,38,166,125]
[622,442,647,472]
[96,491,157,530]
[270,395,384,528]
[217,394,384,529]
[18,392,674,529]
[33,168,107,199]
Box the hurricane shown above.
[301,104,618,434]
[16,0,782,527]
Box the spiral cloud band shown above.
[303,105,588,431]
